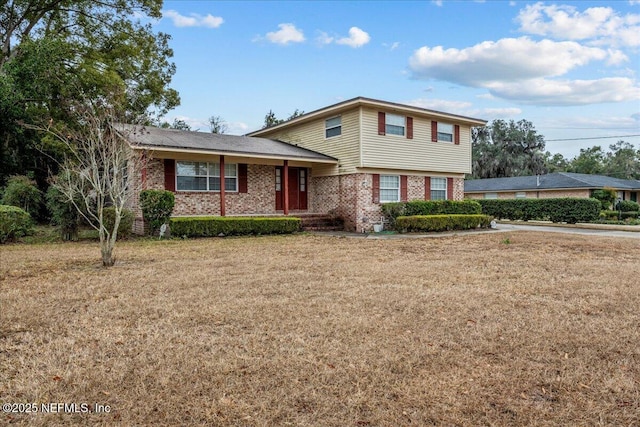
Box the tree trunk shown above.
[101,241,116,267]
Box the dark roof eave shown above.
[129,143,338,164]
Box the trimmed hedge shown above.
[0,205,34,243]
[382,200,482,227]
[169,216,301,237]
[600,210,640,220]
[396,214,493,233]
[615,200,640,212]
[477,198,600,224]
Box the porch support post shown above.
[141,151,147,190]
[283,160,289,216]
[219,155,226,216]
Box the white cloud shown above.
[408,34,640,106]
[335,27,371,48]
[317,27,371,48]
[404,98,521,119]
[432,0,443,6]
[406,98,472,112]
[383,41,401,51]
[316,31,334,45]
[409,37,607,86]
[487,77,640,106]
[265,23,305,45]
[516,3,640,47]
[163,10,223,28]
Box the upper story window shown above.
[325,116,342,138]
[385,114,405,136]
[437,123,454,142]
[176,161,237,192]
[431,121,460,144]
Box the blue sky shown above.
[154,0,640,159]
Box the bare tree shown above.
[208,115,227,134]
[27,99,144,266]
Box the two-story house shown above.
[128,97,486,232]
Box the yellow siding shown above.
[360,107,472,174]
[255,109,361,176]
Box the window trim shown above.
[176,161,238,192]
[325,116,342,139]
[379,174,401,203]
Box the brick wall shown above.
[134,157,468,234]
[134,160,278,217]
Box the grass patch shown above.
[1,233,639,425]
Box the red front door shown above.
[276,167,307,211]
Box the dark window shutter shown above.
[378,112,386,135]
[454,125,460,145]
[372,174,380,203]
[447,177,454,200]
[401,175,408,201]
[164,159,175,192]
[431,121,438,142]
[424,177,431,200]
[406,117,413,139]
[238,163,248,193]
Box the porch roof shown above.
[125,125,338,163]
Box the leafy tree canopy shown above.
[0,0,180,186]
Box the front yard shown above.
[1,233,638,426]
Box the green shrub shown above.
[477,198,600,224]
[46,186,81,241]
[169,216,301,238]
[1,175,43,220]
[102,207,134,239]
[139,190,175,235]
[0,205,34,243]
[591,188,617,210]
[382,200,482,227]
[395,214,493,233]
[615,200,640,212]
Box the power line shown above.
[546,134,640,142]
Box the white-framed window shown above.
[380,175,400,202]
[437,122,454,142]
[484,192,498,199]
[515,191,526,199]
[325,116,342,138]
[431,177,447,200]
[176,161,237,192]
[300,169,306,191]
[385,114,405,136]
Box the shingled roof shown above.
[125,125,337,163]
[464,172,640,192]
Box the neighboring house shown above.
[464,172,640,202]
[128,97,486,232]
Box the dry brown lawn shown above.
[1,232,639,426]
